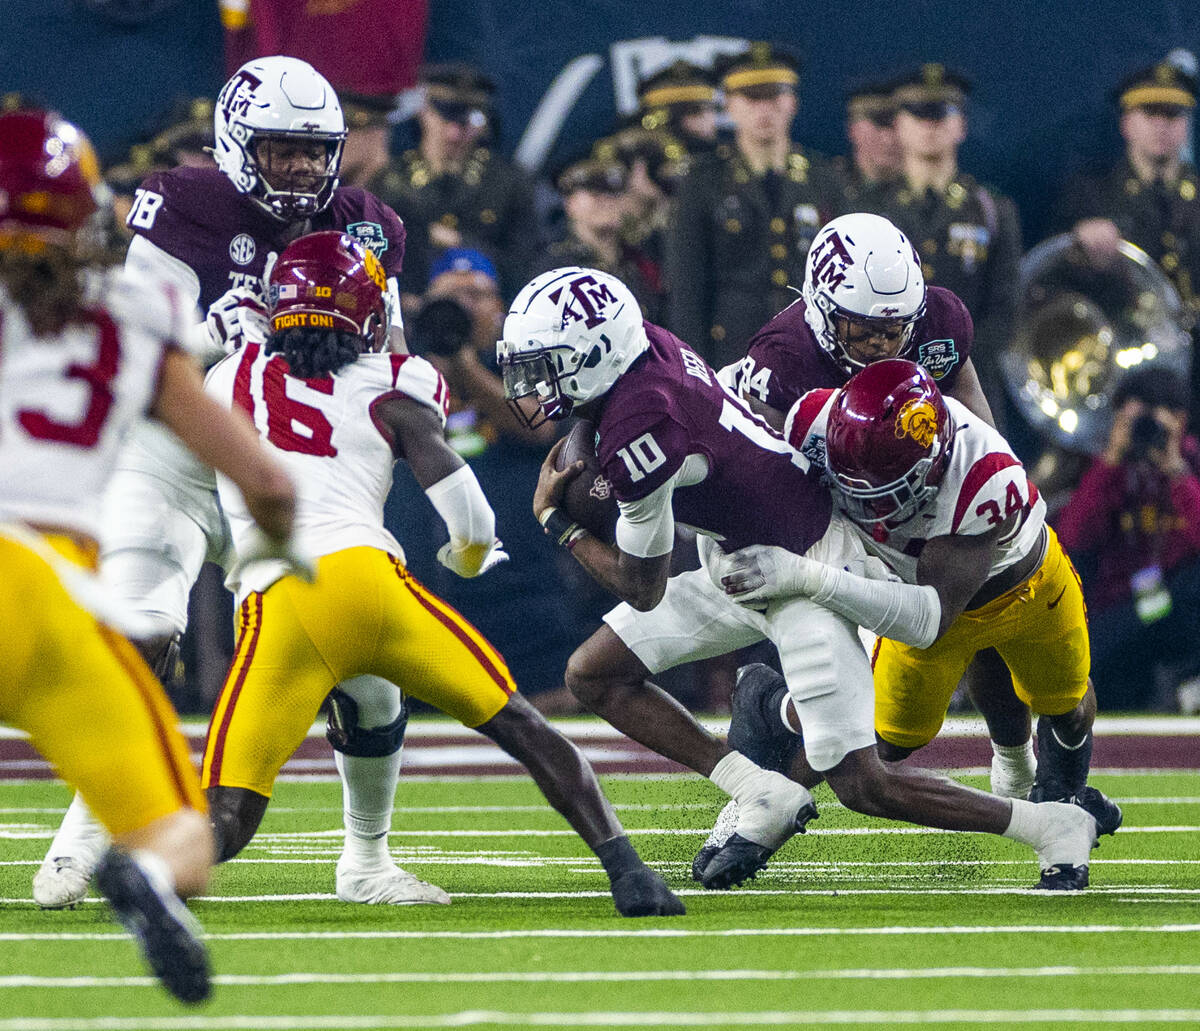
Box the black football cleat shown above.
[1070,785,1124,838]
[610,866,686,917]
[727,664,802,774]
[700,800,819,890]
[94,849,211,1005]
[691,799,738,882]
[1036,863,1089,891]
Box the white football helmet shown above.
[497,267,650,427]
[213,56,346,222]
[802,212,927,374]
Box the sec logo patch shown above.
[229,233,257,266]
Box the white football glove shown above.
[711,544,824,606]
[712,544,897,607]
[437,537,510,578]
[205,285,269,356]
[239,527,317,584]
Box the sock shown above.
[779,693,800,735]
[47,793,109,861]
[336,749,401,869]
[990,739,1036,798]
[595,835,643,880]
[709,751,762,800]
[130,848,177,895]
[1032,715,1092,798]
[1000,798,1047,848]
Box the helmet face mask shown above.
[214,57,347,223]
[824,358,953,527]
[497,345,579,428]
[830,453,940,525]
[497,267,649,429]
[803,212,927,375]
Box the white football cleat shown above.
[335,858,451,905]
[33,795,110,909]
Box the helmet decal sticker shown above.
[895,397,938,448]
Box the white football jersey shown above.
[785,390,1046,584]
[0,270,186,540]
[204,344,449,596]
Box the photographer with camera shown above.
[1056,366,1200,709]
[395,251,596,703]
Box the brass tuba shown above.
[1004,234,1193,455]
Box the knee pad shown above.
[325,689,409,758]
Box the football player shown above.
[725,212,1036,800]
[701,359,1122,888]
[200,231,683,918]
[0,109,300,1002]
[34,56,445,910]
[498,266,1104,891]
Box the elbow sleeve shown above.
[425,465,496,551]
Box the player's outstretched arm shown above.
[151,349,296,544]
[375,395,506,578]
[914,528,1008,630]
[713,544,944,648]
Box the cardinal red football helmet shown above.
[268,230,389,350]
[0,109,106,247]
[825,358,954,525]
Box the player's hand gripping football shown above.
[533,437,583,523]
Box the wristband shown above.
[540,507,583,548]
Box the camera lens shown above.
[1128,413,1168,459]
[410,297,474,357]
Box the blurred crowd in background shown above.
[13,2,1200,718]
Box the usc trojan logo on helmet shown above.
[895,398,938,448]
[361,246,386,292]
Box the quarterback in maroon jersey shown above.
[498,265,1103,893]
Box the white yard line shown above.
[3,923,1200,942]
[2,885,1199,906]
[4,824,1199,841]
[2,1008,1200,1029]
[0,964,1197,989]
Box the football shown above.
[554,418,619,543]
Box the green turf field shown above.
[1,762,1198,1029]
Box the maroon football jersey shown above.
[126,166,405,312]
[733,286,975,416]
[595,323,833,555]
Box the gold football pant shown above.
[0,534,204,836]
[202,546,516,796]
[874,527,1090,750]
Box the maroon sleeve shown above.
[598,410,689,503]
[126,169,198,259]
[1054,459,1124,552]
